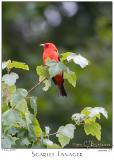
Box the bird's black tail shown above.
[59,85,67,96]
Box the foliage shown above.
[56,124,76,148]
[36,53,84,90]
[2,56,108,148]
[2,60,29,71]
[72,107,108,141]
[2,72,19,86]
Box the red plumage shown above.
[42,42,67,96]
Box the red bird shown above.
[41,42,67,96]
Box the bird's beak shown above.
[40,44,44,47]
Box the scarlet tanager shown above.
[40,42,67,96]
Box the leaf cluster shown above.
[2,56,108,148]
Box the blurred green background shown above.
[2,2,112,147]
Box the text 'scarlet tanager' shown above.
[41,42,67,96]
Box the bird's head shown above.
[40,42,58,51]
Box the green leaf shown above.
[28,124,37,141]
[19,137,31,146]
[33,117,42,138]
[30,97,37,115]
[36,65,49,81]
[81,107,90,116]
[81,107,100,124]
[2,72,19,86]
[2,102,8,113]
[56,124,76,147]
[43,79,51,91]
[60,52,71,62]
[2,135,12,149]
[57,134,70,148]
[2,83,14,96]
[25,112,33,125]
[64,70,76,87]
[17,129,26,138]
[84,118,94,124]
[25,113,37,141]
[8,127,19,136]
[47,61,67,78]
[10,88,28,107]
[84,122,101,141]
[57,124,76,138]
[2,60,11,70]
[81,107,107,124]
[8,85,16,95]
[36,65,51,91]
[2,84,16,105]
[2,83,16,99]
[15,99,28,115]
[2,60,29,71]
[8,61,29,70]
[2,109,26,128]
[2,134,18,149]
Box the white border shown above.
[0,0,113,160]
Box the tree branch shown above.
[28,78,46,94]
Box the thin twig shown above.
[48,132,58,136]
[28,78,46,95]
[6,68,10,74]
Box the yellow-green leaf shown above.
[15,99,29,115]
[30,97,37,115]
[84,122,101,141]
[10,88,28,107]
[8,61,29,70]
[60,52,71,62]
[64,70,76,87]
[36,65,48,81]
[43,79,51,91]
[33,117,42,138]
